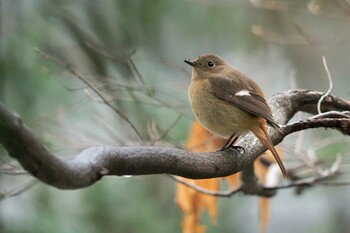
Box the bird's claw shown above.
[218,145,245,154]
[231,145,245,154]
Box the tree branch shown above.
[0,89,350,190]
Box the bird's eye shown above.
[207,60,215,67]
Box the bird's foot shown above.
[219,145,245,154]
[230,145,245,154]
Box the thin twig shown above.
[0,168,28,175]
[317,56,334,114]
[329,155,342,174]
[169,167,340,197]
[309,110,350,119]
[157,114,183,142]
[127,57,148,91]
[170,158,340,197]
[320,181,350,186]
[332,0,350,18]
[0,159,29,175]
[0,180,38,201]
[85,43,152,95]
[292,17,315,44]
[288,68,307,157]
[266,170,338,190]
[283,144,323,176]
[168,175,241,197]
[85,44,189,117]
[35,48,144,143]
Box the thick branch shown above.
[0,106,244,189]
[0,89,350,190]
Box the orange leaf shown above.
[176,122,285,233]
[176,122,224,233]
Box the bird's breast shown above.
[188,79,256,138]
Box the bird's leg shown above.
[227,136,238,148]
[229,137,245,154]
[220,134,245,154]
[219,134,235,151]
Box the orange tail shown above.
[253,120,288,178]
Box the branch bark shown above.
[0,89,350,190]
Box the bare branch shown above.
[317,56,334,114]
[283,118,350,136]
[240,163,276,197]
[0,180,38,201]
[266,167,339,191]
[156,114,183,142]
[0,89,350,191]
[0,168,28,175]
[79,45,190,118]
[169,175,241,197]
[169,156,342,198]
[0,158,28,175]
[35,48,145,143]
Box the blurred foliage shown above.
[1,0,350,233]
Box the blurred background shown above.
[1,0,350,232]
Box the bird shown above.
[185,54,288,178]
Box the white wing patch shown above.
[235,90,251,96]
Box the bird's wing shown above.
[208,76,281,131]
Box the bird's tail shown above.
[254,120,288,178]
[267,119,284,135]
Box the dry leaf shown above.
[176,122,224,233]
[176,122,285,233]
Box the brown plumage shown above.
[185,54,288,178]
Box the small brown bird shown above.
[185,54,288,178]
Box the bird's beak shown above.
[184,59,196,67]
